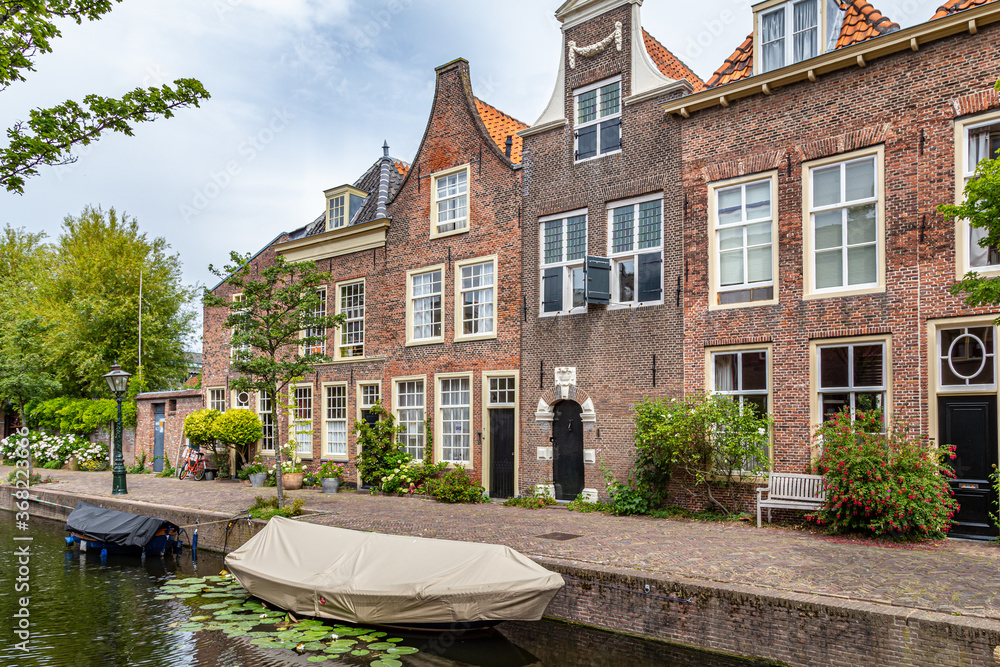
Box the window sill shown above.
[961,264,1000,279]
[454,333,498,343]
[802,284,884,301]
[574,149,621,165]
[608,301,663,310]
[324,455,350,462]
[405,338,445,348]
[539,309,588,318]
[430,226,470,241]
[314,356,387,366]
[708,297,779,311]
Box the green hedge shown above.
[28,397,137,435]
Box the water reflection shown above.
[1,514,766,666]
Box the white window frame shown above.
[336,279,365,359]
[291,384,314,458]
[257,391,275,454]
[323,383,348,459]
[607,194,664,309]
[707,344,774,473]
[573,76,622,163]
[301,287,327,357]
[231,389,253,410]
[357,382,381,430]
[539,209,588,317]
[430,164,470,239]
[394,376,426,461]
[758,0,822,74]
[803,146,886,300]
[328,193,346,230]
[956,112,1000,277]
[454,255,497,342]
[208,387,226,413]
[435,372,474,466]
[406,265,445,346]
[937,325,997,392]
[812,337,891,430]
[708,173,779,309]
[481,370,520,497]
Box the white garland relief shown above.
[568,21,623,69]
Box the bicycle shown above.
[177,445,206,481]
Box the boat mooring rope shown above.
[27,496,76,510]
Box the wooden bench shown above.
[756,473,826,527]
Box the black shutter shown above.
[600,118,621,154]
[637,252,663,303]
[585,256,611,305]
[542,268,563,313]
[575,125,597,161]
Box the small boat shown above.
[65,501,183,556]
[224,517,564,631]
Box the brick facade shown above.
[518,2,690,501]
[135,390,204,471]
[200,59,522,492]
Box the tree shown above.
[1,1,210,194]
[0,317,60,477]
[43,206,196,396]
[214,409,262,473]
[940,152,1000,311]
[204,251,344,507]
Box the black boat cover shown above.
[65,501,177,549]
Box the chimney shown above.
[504,135,513,159]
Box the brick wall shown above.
[677,21,1000,501]
[135,391,205,471]
[519,4,686,500]
[198,59,522,491]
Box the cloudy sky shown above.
[1,0,945,347]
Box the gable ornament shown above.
[568,21,622,69]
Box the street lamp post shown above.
[103,362,132,496]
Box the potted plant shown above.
[243,455,269,488]
[318,460,345,494]
[275,442,305,490]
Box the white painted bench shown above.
[756,473,826,528]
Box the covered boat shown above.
[224,517,564,629]
[65,501,182,556]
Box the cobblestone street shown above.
[8,467,1000,622]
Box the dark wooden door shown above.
[939,396,999,540]
[490,409,515,498]
[153,404,165,473]
[552,401,584,501]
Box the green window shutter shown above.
[637,252,663,303]
[542,268,563,313]
[586,256,611,305]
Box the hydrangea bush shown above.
[0,431,107,468]
[809,411,958,539]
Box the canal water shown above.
[0,514,770,667]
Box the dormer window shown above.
[760,0,818,72]
[574,76,621,162]
[324,185,367,232]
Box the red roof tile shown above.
[933,0,998,19]
[706,0,899,88]
[475,98,529,164]
[394,160,410,178]
[642,30,708,92]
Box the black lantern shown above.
[102,363,132,495]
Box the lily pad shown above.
[324,647,351,654]
[306,657,329,663]
[372,660,403,667]
[174,594,198,599]
[154,594,174,600]
[351,649,370,656]
[387,646,419,655]
[367,642,398,650]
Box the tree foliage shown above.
[28,395,136,433]
[42,207,196,395]
[352,402,405,488]
[204,251,344,505]
[1,0,210,193]
[182,409,219,450]
[939,153,1000,311]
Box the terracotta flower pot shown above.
[282,472,304,490]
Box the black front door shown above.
[939,396,999,540]
[490,409,515,498]
[153,404,165,473]
[552,401,584,501]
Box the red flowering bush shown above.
[809,411,958,540]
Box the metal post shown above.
[112,396,128,495]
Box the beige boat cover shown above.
[224,517,564,625]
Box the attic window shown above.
[325,186,367,231]
[574,76,621,162]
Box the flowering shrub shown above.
[0,431,103,467]
[272,443,304,474]
[380,459,447,495]
[809,411,958,539]
[428,466,486,504]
